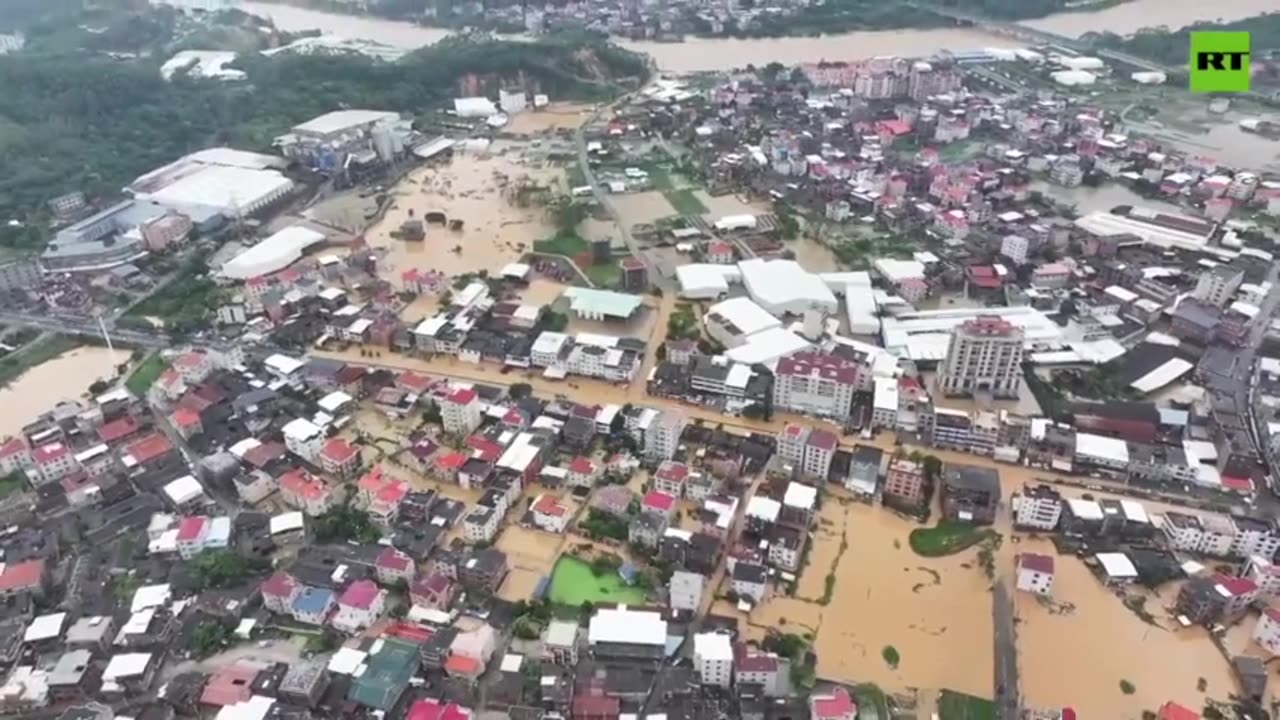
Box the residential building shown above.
[810,686,857,720]
[802,430,838,480]
[31,442,78,485]
[463,506,501,543]
[883,458,927,510]
[331,580,387,634]
[278,469,336,517]
[290,586,336,625]
[1247,556,1280,599]
[772,351,862,421]
[1254,607,1280,656]
[319,438,361,478]
[1011,484,1062,531]
[543,619,580,665]
[937,317,1024,399]
[731,561,768,605]
[587,606,667,661]
[940,463,1001,524]
[693,632,733,687]
[1016,553,1054,596]
[458,548,508,593]
[441,388,483,436]
[781,482,818,528]
[1230,516,1280,559]
[653,460,690,497]
[732,645,781,699]
[1195,265,1245,308]
[261,572,301,614]
[282,418,326,464]
[668,570,705,613]
[531,494,570,533]
[645,409,687,460]
[775,423,808,468]
[409,571,456,611]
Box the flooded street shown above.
[241,0,1274,72]
[0,346,123,438]
[1028,180,1181,215]
[368,143,562,285]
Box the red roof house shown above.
[97,416,141,445]
[810,687,856,720]
[407,698,471,720]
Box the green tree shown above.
[509,383,533,400]
[188,623,231,657]
[192,550,255,590]
[546,195,589,234]
[314,505,381,544]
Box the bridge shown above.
[904,1,1173,74]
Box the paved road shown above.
[992,581,1019,720]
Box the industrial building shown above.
[274,110,414,174]
[219,227,328,281]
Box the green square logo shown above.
[1190,31,1251,93]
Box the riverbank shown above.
[0,343,124,438]
[240,0,1278,72]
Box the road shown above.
[992,581,1019,720]
[574,96,671,288]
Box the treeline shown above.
[691,0,947,38]
[1088,12,1280,66]
[0,33,647,221]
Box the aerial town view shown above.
[3,0,1280,719]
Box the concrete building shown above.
[938,317,1024,399]
[645,409,687,461]
[668,570,705,613]
[772,351,863,421]
[1000,234,1030,265]
[1011,484,1062,530]
[883,457,927,509]
[440,387,482,436]
[1016,553,1054,596]
[1255,607,1280,656]
[1195,265,1245,308]
[693,633,733,687]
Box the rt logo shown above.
[1190,31,1251,93]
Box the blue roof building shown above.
[291,586,336,624]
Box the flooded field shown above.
[504,104,593,135]
[1028,180,1181,215]
[0,346,123,438]
[695,191,764,219]
[497,521,568,601]
[788,237,842,273]
[1022,0,1277,38]
[368,143,561,285]
[1014,537,1235,716]
[612,191,680,227]
[729,497,994,697]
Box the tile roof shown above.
[261,571,298,598]
[176,516,208,542]
[0,559,44,592]
[321,437,360,466]
[1019,553,1054,574]
[339,579,382,609]
[812,687,856,719]
[127,433,173,464]
[643,491,676,512]
[97,416,141,444]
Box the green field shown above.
[663,189,709,216]
[585,261,622,288]
[548,556,647,606]
[908,521,996,557]
[534,231,590,257]
[126,354,169,396]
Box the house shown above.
[629,512,667,549]
[1156,703,1200,720]
[543,619,579,665]
[200,660,263,707]
[567,456,599,488]
[101,652,158,695]
[573,693,621,720]
[592,485,633,517]
[458,548,508,593]
[290,586,336,625]
[463,505,501,544]
[1254,607,1280,655]
[940,463,1000,524]
[0,559,48,601]
[653,461,690,497]
[319,438,361,478]
[261,572,301,614]
[531,494,571,533]
[410,571,456,610]
[641,490,677,519]
[587,606,667,661]
[278,469,336,516]
[668,570,706,613]
[1016,553,1054,596]
[331,580,387,634]
[356,467,410,526]
[810,686,857,720]
[348,638,419,711]
[407,698,472,720]
[781,481,818,528]
[375,547,415,586]
[731,561,768,605]
[279,659,330,708]
[175,516,210,560]
[883,458,928,510]
[31,442,78,485]
[734,643,782,697]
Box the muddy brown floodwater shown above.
[0,346,123,439]
[369,143,561,285]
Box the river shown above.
[240,0,1276,72]
[0,346,124,439]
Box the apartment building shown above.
[1011,484,1062,531]
[937,317,1024,399]
[772,351,863,421]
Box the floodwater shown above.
[504,104,593,135]
[1028,180,1180,215]
[240,0,1272,72]
[729,495,994,696]
[1022,0,1277,38]
[612,191,679,227]
[368,143,560,285]
[1138,119,1280,174]
[1014,534,1236,717]
[0,346,123,439]
[695,191,763,219]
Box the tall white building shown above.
[282,418,325,464]
[1194,265,1244,308]
[775,423,809,467]
[1011,485,1062,531]
[645,409,687,461]
[441,387,482,436]
[1000,234,1029,265]
[772,351,863,421]
[693,632,733,687]
[938,317,1024,399]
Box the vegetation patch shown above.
[937,690,996,720]
[909,521,998,557]
[881,645,900,669]
[663,189,709,216]
[578,509,630,542]
[534,231,590,257]
[548,555,646,606]
[313,504,381,544]
[126,354,169,396]
[1119,679,1136,695]
[0,472,27,500]
[585,261,622,289]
